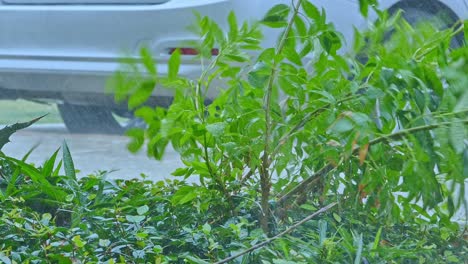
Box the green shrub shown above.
[1,0,467,263]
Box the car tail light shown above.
[168,48,219,56]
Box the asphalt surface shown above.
[2,123,184,181]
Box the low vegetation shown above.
[1,0,467,263]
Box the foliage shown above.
[0,115,46,151]
[110,0,467,233]
[1,153,466,263]
[1,0,467,262]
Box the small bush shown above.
[1,0,467,263]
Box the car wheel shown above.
[57,103,124,134]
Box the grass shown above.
[0,100,63,125]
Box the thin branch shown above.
[369,119,468,145]
[277,164,336,206]
[276,119,468,205]
[273,94,359,156]
[214,202,337,264]
[259,0,303,234]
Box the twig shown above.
[214,202,337,264]
[276,119,468,205]
[259,0,303,234]
[273,94,358,156]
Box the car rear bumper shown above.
[0,0,250,97]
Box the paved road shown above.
[2,124,184,181]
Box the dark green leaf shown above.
[62,141,76,181]
[0,115,46,151]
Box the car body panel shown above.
[0,0,466,104]
[2,0,169,4]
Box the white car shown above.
[0,0,466,133]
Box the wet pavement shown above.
[2,123,184,181]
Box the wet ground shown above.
[2,123,184,181]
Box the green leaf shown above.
[449,118,465,154]
[172,167,192,177]
[62,141,76,180]
[283,46,302,65]
[454,91,468,112]
[371,227,382,257]
[302,1,321,22]
[99,239,111,247]
[0,115,46,151]
[224,53,249,63]
[299,204,317,211]
[329,119,354,134]
[206,122,226,138]
[126,215,146,223]
[137,205,149,215]
[261,4,290,28]
[333,213,342,223]
[358,0,369,17]
[320,31,342,55]
[171,186,199,205]
[42,148,60,177]
[128,80,155,110]
[294,15,307,38]
[202,223,211,234]
[227,11,238,40]
[354,233,363,264]
[126,128,145,153]
[72,235,86,248]
[184,255,210,264]
[168,48,181,80]
[140,47,156,75]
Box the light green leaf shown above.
[184,255,210,264]
[227,11,238,40]
[454,91,468,112]
[171,186,199,205]
[294,15,307,38]
[302,1,321,22]
[354,233,363,264]
[168,48,181,80]
[99,239,111,247]
[371,227,382,257]
[140,47,156,75]
[206,122,226,138]
[333,213,342,223]
[137,205,149,215]
[320,31,342,55]
[126,215,146,223]
[128,80,155,110]
[330,119,354,134]
[449,118,465,154]
[261,4,290,28]
[72,235,86,248]
[126,128,145,153]
[202,223,211,234]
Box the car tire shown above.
[57,103,124,134]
